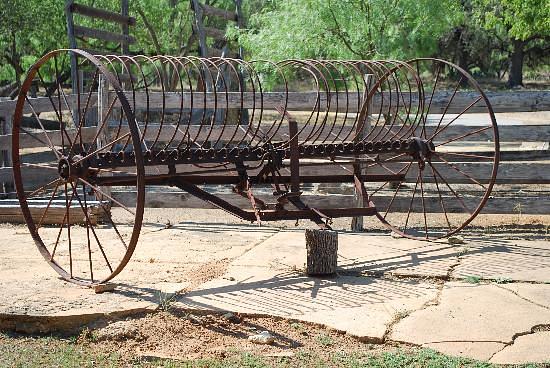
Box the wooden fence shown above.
[0,90,548,219]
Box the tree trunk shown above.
[305,229,338,276]
[508,39,525,88]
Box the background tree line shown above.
[0,0,548,97]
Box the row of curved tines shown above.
[91,54,426,152]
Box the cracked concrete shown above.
[1,219,549,364]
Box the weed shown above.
[158,291,177,312]
[464,275,482,284]
[316,333,334,346]
[493,277,513,284]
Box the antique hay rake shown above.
[12,49,499,285]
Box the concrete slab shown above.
[390,282,550,360]
[490,331,550,365]
[175,266,439,342]
[0,222,276,332]
[452,237,550,283]
[234,230,459,278]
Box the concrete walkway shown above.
[1,222,549,364]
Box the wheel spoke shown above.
[26,178,63,198]
[383,161,413,218]
[434,153,487,189]
[36,181,61,230]
[68,69,100,157]
[78,177,135,216]
[64,182,73,277]
[419,170,428,239]
[82,183,94,282]
[24,97,61,159]
[436,151,494,160]
[430,162,472,215]
[429,162,453,232]
[432,75,464,134]
[435,125,492,147]
[73,132,130,165]
[431,96,483,139]
[70,182,113,273]
[403,171,421,233]
[50,187,76,261]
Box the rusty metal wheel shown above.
[12,49,145,286]
[367,58,500,240]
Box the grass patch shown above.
[0,334,547,368]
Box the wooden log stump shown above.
[305,229,338,276]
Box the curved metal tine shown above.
[430,162,473,215]
[300,60,331,144]
[346,61,385,143]
[207,58,233,149]
[379,61,422,141]
[148,56,168,150]
[241,59,279,147]
[326,61,359,144]
[159,56,188,151]
[431,96,483,140]
[307,60,339,145]
[362,62,403,143]
[229,59,261,148]
[185,57,216,150]
[69,182,113,273]
[434,152,488,190]
[429,162,453,232]
[173,57,203,151]
[115,55,150,152]
[96,55,133,152]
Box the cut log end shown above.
[305,228,338,276]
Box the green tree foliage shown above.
[471,0,550,86]
[233,0,463,60]
[0,0,65,88]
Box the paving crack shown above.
[488,324,550,361]
[381,251,463,343]
[495,284,550,311]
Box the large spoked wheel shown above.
[12,49,145,285]
[367,58,499,240]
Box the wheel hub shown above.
[57,155,86,181]
[410,137,435,169]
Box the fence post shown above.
[1,113,13,195]
[351,74,373,232]
[97,75,112,202]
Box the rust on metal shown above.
[11,50,499,285]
